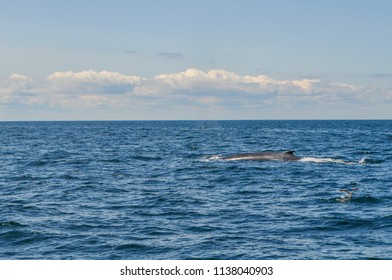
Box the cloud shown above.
[0,74,32,94]
[47,70,142,95]
[157,52,184,60]
[124,49,139,54]
[134,68,355,97]
[47,70,141,88]
[1,68,390,119]
[0,74,35,104]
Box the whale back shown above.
[222,150,300,161]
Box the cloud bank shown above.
[1,68,390,120]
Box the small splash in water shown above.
[359,158,367,164]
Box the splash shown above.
[358,157,367,164]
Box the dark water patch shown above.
[318,215,391,231]
[101,158,123,164]
[115,243,152,251]
[131,155,164,161]
[186,224,223,233]
[0,228,49,247]
[25,160,46,167]
[59,173,80,181]
[358,158,385,164]
[351,196,383,204]
[371,215,392,229]
[235,189,262,196]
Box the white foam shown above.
[200,155,223,162]
[299,157,353,164]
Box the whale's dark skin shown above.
[222,151,301,161]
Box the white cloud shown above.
[47,70,142,95]
[290,79,320,92]
[47,70,140,84]
[0,74,34,104]
[139,69,273,95]
[9,74,30,81]
[0,74,32,95]
[1,68,390,119]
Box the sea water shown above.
[0,120,391,259]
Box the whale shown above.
[222,150,301,161]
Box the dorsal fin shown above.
[284,150,295,155]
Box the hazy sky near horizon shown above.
[1,0,391,120]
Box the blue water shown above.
[1,120,391,259]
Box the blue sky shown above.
[1,0,391,120]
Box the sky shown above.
[1,0,391,120]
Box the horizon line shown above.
[1,119,391,122]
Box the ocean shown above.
[0,120,391,259]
